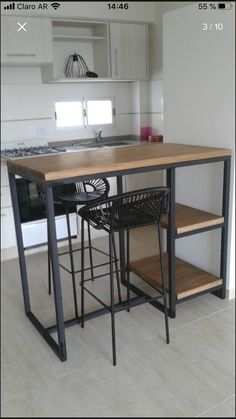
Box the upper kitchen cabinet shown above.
[1,16,53,65]
[1,16,149,81]
[110,22,148,80]
[42,19,110,81]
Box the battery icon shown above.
[218,3,233,9]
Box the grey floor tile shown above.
[124,306,235,417]
[198,395,235,417]
[1,229,235,417]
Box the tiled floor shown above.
[1,227,235,417]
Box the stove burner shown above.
[1,146,66,158]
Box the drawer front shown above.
[1,207,16,249]
[1,163,9,187]
[1,186,12,208]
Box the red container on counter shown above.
[148,135,163,142]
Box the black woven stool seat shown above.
[38,178,110,206]
[58,190,107,206]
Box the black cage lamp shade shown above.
[64,53,98,78]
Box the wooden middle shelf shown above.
[129,253,222,300]
[161,203,224,235]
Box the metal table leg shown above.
[44,185,67,360]
[8,172,31,313]
[167,168,176,318]
[8,171,67,361]
[214,157,231,299]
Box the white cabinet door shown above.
[110,22,148,80]
[1,186,12,209]
[1,207,16,249]
[1,16,53,64]
[1,162,9,187]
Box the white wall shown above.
[1,67,136,144]
[163,5,235,295]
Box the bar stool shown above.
[79,186,170,366]
[37,179,121,319]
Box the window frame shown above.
[53,96,116,131]
[84,97,116,129]
[54,98,85,131]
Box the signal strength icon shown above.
[4,2,15,10]
[51,2,60,10]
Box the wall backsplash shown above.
[1,67,138,144]
[1,67,164,145]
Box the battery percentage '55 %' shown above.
[202,22,224,30]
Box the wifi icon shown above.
[51,2,60,10]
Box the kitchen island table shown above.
[7,143,231,361]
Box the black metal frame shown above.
[7,155,231,361]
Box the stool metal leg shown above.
[87,222,95,281]
[81,218,85,328]
[65,208,79,318]
[110,233,116,366]
[157,223,170,344]
[126,229,130,312]
[112,234,122,303]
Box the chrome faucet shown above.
[95,129,102,144]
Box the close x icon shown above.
[17,22,27,32]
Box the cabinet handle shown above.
[6,53,36,57]
[114,48,118,77]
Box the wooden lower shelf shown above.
[161,203,224,235]
[129,253,222,300]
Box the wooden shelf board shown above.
[161,203,224,234]
[129,253,222,300]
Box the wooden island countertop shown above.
[7,143,231,182]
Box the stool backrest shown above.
[37,178,110,204]
[81,187,170,232]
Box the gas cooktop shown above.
[1,143,66,159]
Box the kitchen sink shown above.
[64,140,138,153]
[103,141,132,147]
[85,143,108,148]
[84,141,134,148]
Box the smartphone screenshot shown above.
[1,2,235,417]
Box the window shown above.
[55,101,83,128]
[85,99,113,126]
[54,98,115,129]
